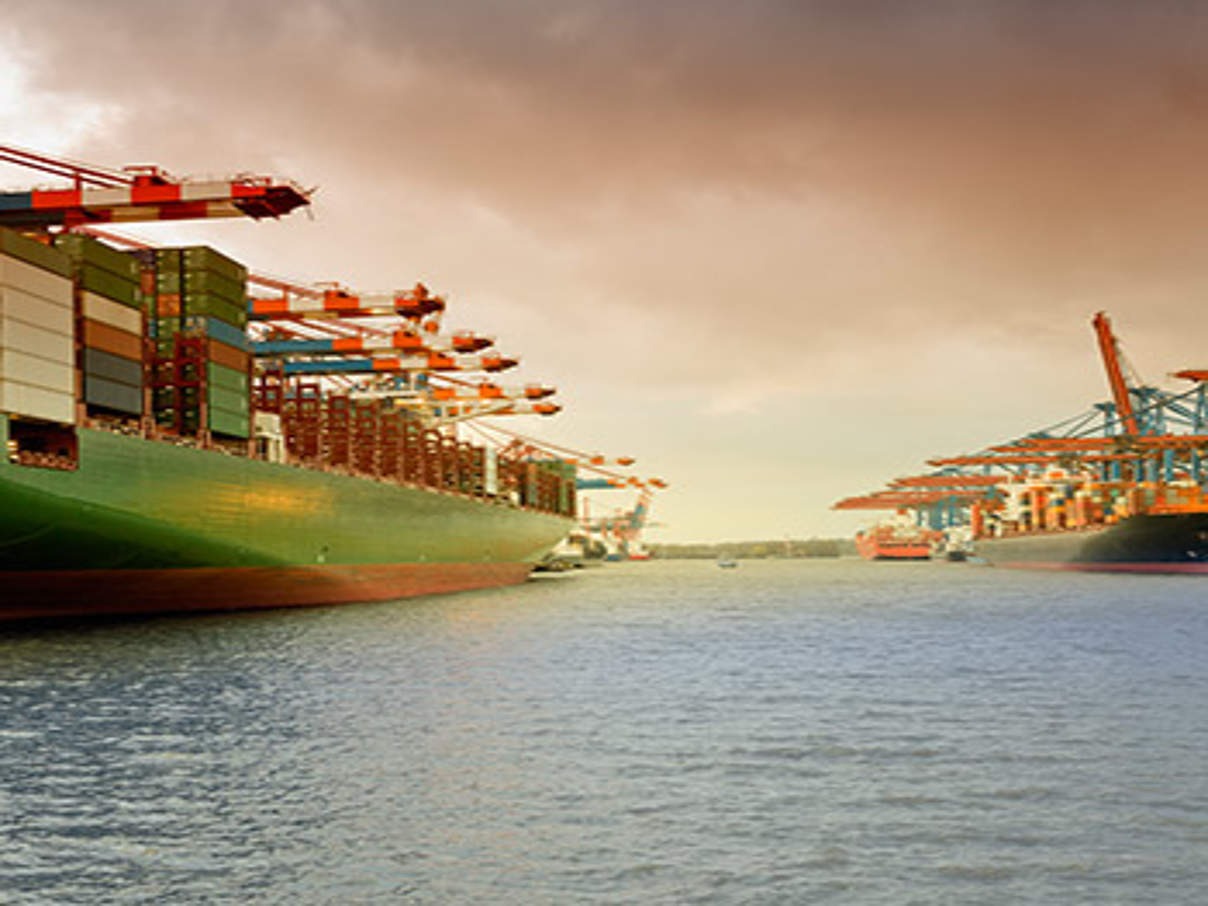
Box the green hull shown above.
[0,419,571,617]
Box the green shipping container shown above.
[207,362,249,394]
[183,291,247,327]
[155,246,247,285]
[153,387,246,413]
[153,404,250,439]
[155,269,245,305]
[0,227,72,278]
[209,407,250,439]
[208,385,249,415]
[53,233,141,282]
[183,246,247,284]
[79,263,141,309]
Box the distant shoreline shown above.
[649,539,855,559]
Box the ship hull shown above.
[0,563,534,621]
[0,421,572,619]
[973,513,1208,573]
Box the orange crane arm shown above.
[996,434,1208,452]
[890,475,1002,488]
[1092,311,1139,436]
[833,490,989,510]
[926,453,1148,467]
[0,144,309,229]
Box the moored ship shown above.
[971,513,1208,572]
[0,421,573,620]
[968,477,1208,571]
[834,312,1208,575]
[0,145,577,620]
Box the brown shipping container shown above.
[208,338,249,372]
[156,294,182,317]
[81,319,142,362]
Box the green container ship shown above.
[0,148,577,621]
[0,419,573,620]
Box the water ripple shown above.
[1,560,1206,903]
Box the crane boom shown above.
[282,353,518,375]
[253,331,493,357]
[249,285,445,319]
[0,143,310,228]
[1092,311,1139,435]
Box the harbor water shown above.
[1,559,1206,904]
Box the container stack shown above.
[0,229,75,424]
[147,246,251,439]
[53,233,145,419]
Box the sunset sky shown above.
[3,1,1208,542]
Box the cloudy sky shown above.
[3,1,1208,541]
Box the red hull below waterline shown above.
[2,562,534,621]
[992,560,1208,574]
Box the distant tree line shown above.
[648,538,855,559]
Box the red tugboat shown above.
[854,522,939,560]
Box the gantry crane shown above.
[72,227,550,431]
[461,423,668,558]
[0,143,310,229]
[835,312,1208,533]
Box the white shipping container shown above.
[253,411,282,436]
[0,254,73,308]
[484,448,499,496]
[0,286,74,336]
[0,378,74,424]
[0,349,74,394]
[81,291,142,335]
[0,317,74,363]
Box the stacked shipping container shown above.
[0,231,75,424]
[54,233,145,418]
[264,385,575,515]
[0,227,578,515]
[146,246,251,439]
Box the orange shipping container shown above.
[208,338,249,372]
[81,319,142,362]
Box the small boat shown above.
[717,556,738,568]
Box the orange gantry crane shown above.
[0,143,310,228]
[835,311,1208,533]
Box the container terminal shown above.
[835,313,1208,571]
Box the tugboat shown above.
[854,520,939,561]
